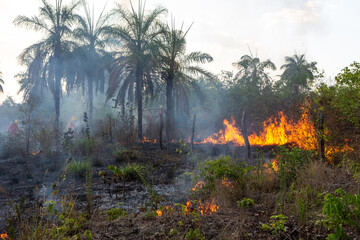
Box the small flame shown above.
[192,180,205,191]
[221,178,234,188]
[0,232,8,239]
[32,150,40,156]
[140,137,157,143]
[156,210,162,216]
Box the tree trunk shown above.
[88,75,94,122]
[191,114,196,151]
[241,111,251,160]
[136,67,143,139]
[166,76,174,142]
[159,108,164,150]
[318,111,325,161]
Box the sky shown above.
[0,0,360,102]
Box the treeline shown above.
[3,0,358,148]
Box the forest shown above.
[0,0,360,239]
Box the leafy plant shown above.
[321,188,360,239]
[103,206,128,221]
[237,198,255,208]
[67,159,91,179]
[185,228,205,240]
[176,138,190,155]
[112,147,140,162]
[261,214,288,236]
[198,155,252,192]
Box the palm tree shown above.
[280,53,317,95]
[233,53,276,92]
[157,23,213,139]
[14,0,80,128]
[106,1,167,139]
[71,2,112,121]
[0,71,4,94]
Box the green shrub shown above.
[67,160,91,178]
[103,206,128,221]
[237,198,255,208]
[261,214,288,236]
[275,146,313,183]
[321,188,360,239]
[198,155,252,192]
[112,147,139,162]
[74,137,98,156]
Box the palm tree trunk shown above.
[135,66,143,139]
[166,76,174,141]
[88,75,94,122]
[54,58,62,129]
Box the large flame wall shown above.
[201,111,317,150]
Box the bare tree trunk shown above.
[88,76,94,122]
[241,111,251,160]
[166,77,174,142]
[191,114,196,152]
[159,108,164,150]
[135,68,143,139]
[318,111,325,161]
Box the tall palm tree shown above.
[0,71,4,94]
[106,0,167,139]
[280,53,317,95]
[71,2,112,121]
[14,0,80,128]
[233,53,276,92]
[157,23,213,139]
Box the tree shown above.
[0,71,4,94]
[157,23,213,139]
[279,53,318,95]
[71,2,112,121]
[14,0,80,128]
[106,0,167,139]
[232,53,276,93]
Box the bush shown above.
[74,137,98,156]
[67,159,91,178]
[112,147,139,162]
[198,155,252,193]
[103,206,128,221]
[275,146,314,187]
[321,188,360,239]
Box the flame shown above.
[192,180,205,191]
[201,111,316,150]
[32,150,40,156]
[156,210,162,216]
[141,137,156,143]
[221,178,234,188]
[0,232,8,239]
[184,199,219,215]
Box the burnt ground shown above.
[1,142,342,239]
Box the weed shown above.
[261,214,288,236]
[198,155,252,193]
[67,159,91,179]
[113,147,139,162]
[237,198,255,208]
[185,228,205,240]
[176,138,190,155]
[103,206,128,221]
[321,188,360,239]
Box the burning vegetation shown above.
[0,0,360,239]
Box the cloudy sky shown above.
[0,0,359,102]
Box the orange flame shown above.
[141,137,156,143]
[201,111,317,150]
[0,232,8,239]
[32,150,40,156]
[184,199,219,215]
[192,180,205,191]
[156,210,162,216]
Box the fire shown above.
[0,232,8,239]
[192,180,205,191]
[184,199,219,215]
[201,111,317,150]
[141,137,156,143]
[32,149,40,156]
[156,209,162,216]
